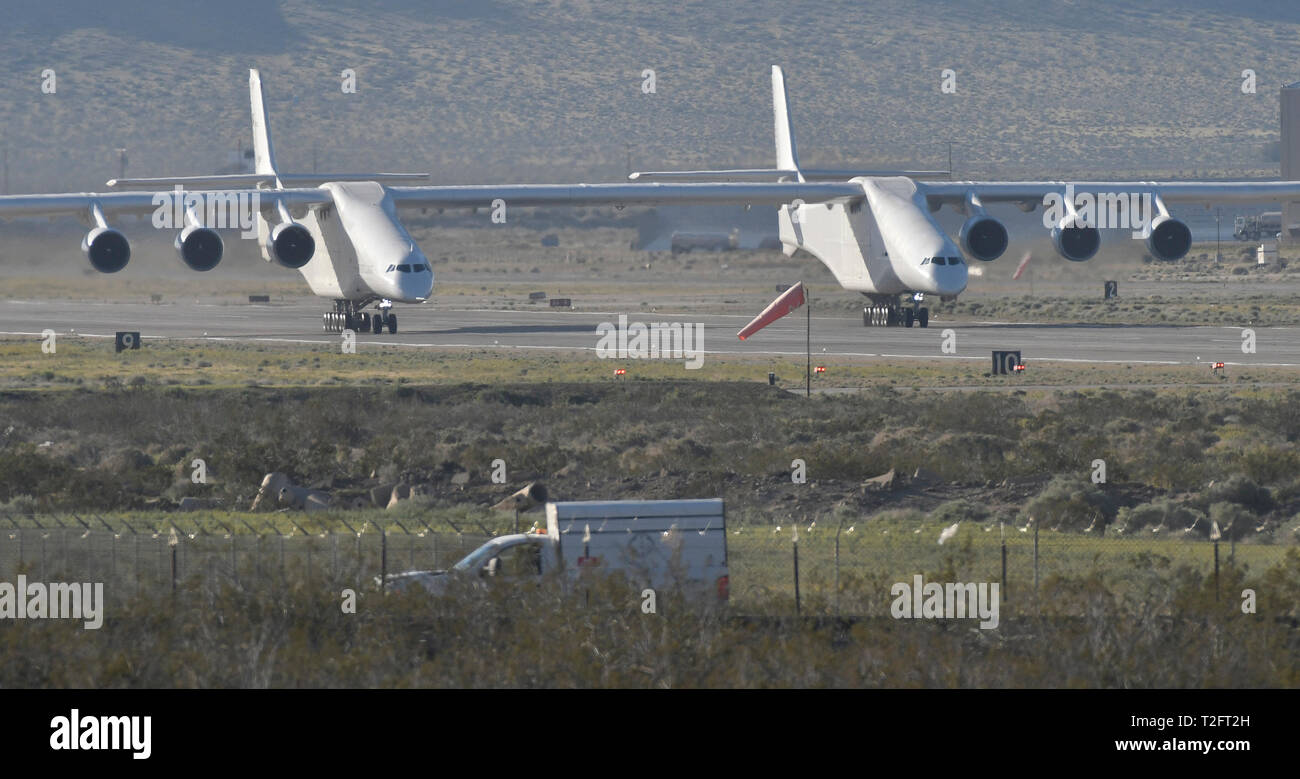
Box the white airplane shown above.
[634,66,1300,327]
[0,69,860,335]
[3,67,1299,332]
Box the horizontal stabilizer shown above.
[107,174,276,190]
[107,172,431,190]
[630,168,949,183]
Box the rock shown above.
[387,483,413,510]
[863,468,899,491]
[274,483,331,511]
[492,482,549,512]
[450,472,470,487]
[303,493,332,513]
[912,467,942,487]
[251,472,294,511]
[371,482,398,507]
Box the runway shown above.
[0,297,1297,367]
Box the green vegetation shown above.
[0,553,1294,687]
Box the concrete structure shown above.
[1280,83,1300,242]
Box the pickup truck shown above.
[384,498,729,602]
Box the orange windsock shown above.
[738,282,806,340]
[1011,251,1033,280]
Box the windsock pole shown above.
[805,283,811,398]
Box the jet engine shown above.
[265,221,315,269]
[81,226,131,273]
[1050,216,1101,262]
[1145,215,1192,261]
[958,215,1009,261]
[175,225,224,271]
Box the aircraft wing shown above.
[0,189,331,220]
[386,181,864,209]
[918,180,1300,209]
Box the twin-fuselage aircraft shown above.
[3,67,1298,331]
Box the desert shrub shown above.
[1202,474,1273,514]
[1207,501,1258,541]
[930,499,992,524]
[1114,498,1206,535]
[1019,475,1117,531]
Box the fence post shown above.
[792,524,801,616]
[123,520,139,597]
[1214,541,1220,601]
[834,519,843,617]
[1032,520,1039,606]
[1000,519,1008,605]
[39,518,47,581]
[380,524,388,593]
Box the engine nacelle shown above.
[958,216,1009,261]
[1145,215,1192,262]
[174,225,224,272]
[81,226,131,273]
[1050,217,1101,262]
[265,222,315,269]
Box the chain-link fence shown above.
[0,514,494,611]
[728,520,1298,617]
[1,513,1294,616]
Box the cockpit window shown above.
[397,264,411,272]
[949,256,963,265]
[386,264,396,272]
[934,257,947,265]
[921,257,931,265]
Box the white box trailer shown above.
[385,498,730,602]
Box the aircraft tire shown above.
[904,308,915,327]
[387,314,397,334]
[918,308,929,328]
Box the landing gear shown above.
[862,295,929,328]
[323,299,395,335]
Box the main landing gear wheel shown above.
[862,298,930,328]
[387,314,397,334]
[863,305,903,327]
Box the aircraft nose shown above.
[378,252,433,302]
[403,261,433,301]
[931,262,968,297]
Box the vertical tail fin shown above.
[771,66,803,182]
[249,69,280,182]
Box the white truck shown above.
[384,498,730,602]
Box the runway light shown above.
[1012,363,1025,372]
[614,368,626,376]
[814,366,826,374]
